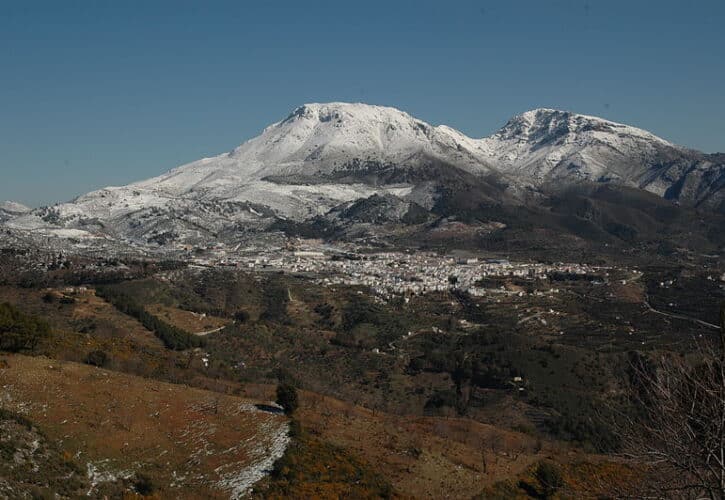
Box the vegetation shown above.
[234,309,250,323]
[260,277,291,324]
[258,425,395,499]
[0,408,88,498]
[134,473,156,495]
[84,349,109,367]
[533,461,565,499]
[1,255,720,497]
[610,303,725,498]
[0,302,50,353]
[276,383,299,415]
[96,285,204,350]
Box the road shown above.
[193,325,227,336]
[643,297,720,331]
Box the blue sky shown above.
[1,0,724,206]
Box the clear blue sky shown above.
[1,0,724,206]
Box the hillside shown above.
[0,354,289,499]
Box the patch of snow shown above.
[215,416,290,499]
[86,460,134,496]
[0,201,31,213]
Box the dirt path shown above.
[194,325,226,336]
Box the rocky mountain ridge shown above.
[3,102,723,249]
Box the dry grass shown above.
[239,384,584,499]
[146,304,228,335]
[0,286,163,349]
[0,354,288,499]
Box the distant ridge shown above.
[2,102,723,248]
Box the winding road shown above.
[643,296,720,331]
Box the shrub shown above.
[424,389,457,410]
[233,310,250,323]
[84,349,108,368]
[0,302,50,353]
[534,461,564,498]
[134,473,155,495]
[276,383,299,415]
[260,279,290,324]
[263,426,395,498]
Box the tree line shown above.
[95,286,204,351]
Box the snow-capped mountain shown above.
[482,108,724,207]
[137,103,496,192]
[0,201,31,223]
[3,102,723,247]
[1,201,30,213]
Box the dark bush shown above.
[424,389,457,410]
[233,310,250,323]
[260,279,291,324]
[84,349,108,368]
[534,461,564,498]
[0,303,50,353]
[276,383,299,415]
[134,473,155,495]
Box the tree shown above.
[534,461,564,499]
[276,383,299,415]
[612,302,725,498]
[0,303,49,353]
[234,310,250,323]
[84,349,109,368]
[134,473,155,495]
[95,286,204,351]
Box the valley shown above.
[0,102,723,498]
[0,234,721,496]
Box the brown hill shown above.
[0,354,289,499]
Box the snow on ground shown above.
[0,201,31,213]
[86,460,135,496]
[1,102,715,246]
[215,402,290,499]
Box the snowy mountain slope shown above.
[3,103,505,246]
[481,108,724,209]
[3,102,723,248]
[0,201,31,223]
[0,201,30,214]
[132,102,496,197]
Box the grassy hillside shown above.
[0,354,289,499]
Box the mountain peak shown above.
[494,108,675,148]
[4,102,722,247]
[279,102,418,128]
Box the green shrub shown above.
[263,425,395,498]
[234,310,250,323]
